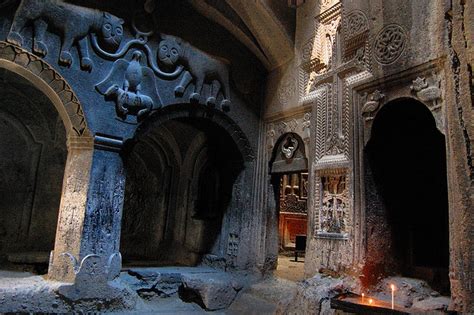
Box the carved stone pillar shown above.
[48,135,125,283]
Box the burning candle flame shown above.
[390,284,396,291]
[368,298,373,305]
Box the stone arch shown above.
[121,104,250,267]
[363,96,445,146]
[362,97,450,293]
[0,42,90,137]
[132,104,254,162]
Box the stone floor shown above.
[274,255,305,282]
[0,268,453,313]
[0,266,300,314]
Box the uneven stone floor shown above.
[0,268,452,313]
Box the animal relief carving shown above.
[6,0,124,70]
[157,35,231,111]
[410,75,442,108]
[96,51,161,122]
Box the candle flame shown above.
[368,298,373,305]
[390,284,396,291]
[362,293,365,298]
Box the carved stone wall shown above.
[262,5,473,312]
[0,0,264,300]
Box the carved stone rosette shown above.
[373,24,407,65]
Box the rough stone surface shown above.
[180,272,242,310]
[276,274,360,315]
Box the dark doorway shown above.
[121,115,243,267]
[365,98,450,294]
[0,68,67,275]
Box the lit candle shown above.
[361,293,365,303]
[368,298,373,305]
[390,284,396,310]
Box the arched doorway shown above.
[270,133,308,281]
[0,68,67,275]
[364,98,450,294]
[121,109,245,267]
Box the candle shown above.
[368,298,373,305]
[361,293,365,303]
[390,284,396,310]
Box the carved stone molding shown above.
[373,24,407,65]
[357,59,447,146]
[265,111,311,154]
[0,41,90,137]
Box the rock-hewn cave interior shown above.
[121,113,244,267]
[0,68,66,275]
[365,98,450,294]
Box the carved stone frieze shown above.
[6,0,124,70]
[157,35,232,110]
[373,24,407,65]
[4,1,234,123]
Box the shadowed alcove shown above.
[121,111,244,267]
[364,98,450,294]
[0,68,67,274]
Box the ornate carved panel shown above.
[342,10,369,61]
[279,173,308,214]
[315,168,349,237]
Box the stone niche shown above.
[0,68,67,273]
[362,98,450,294]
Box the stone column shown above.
[48,134,125,283]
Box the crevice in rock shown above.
[445,1,474,181]
[178,284,207,310]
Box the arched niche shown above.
[362,97,450,294]
[0,67,68,275]
[121,105,252,268]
